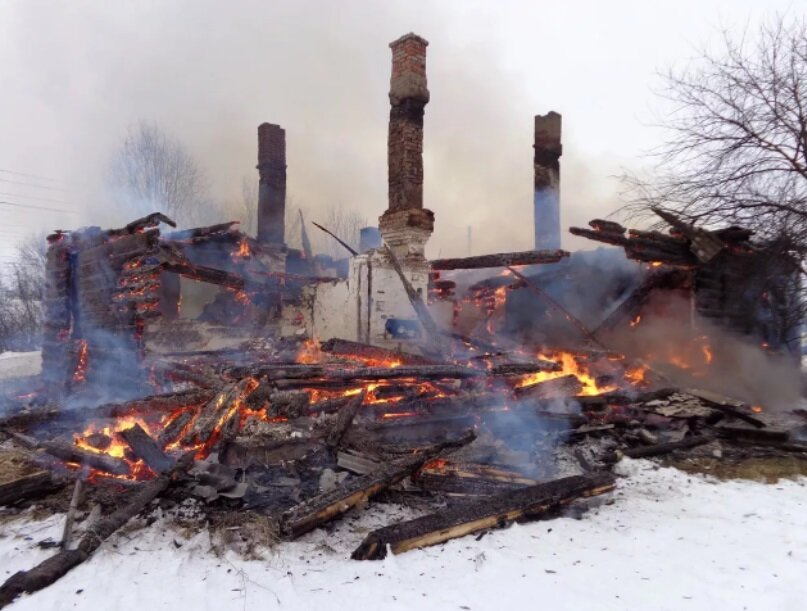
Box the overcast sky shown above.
[0,0,800,264]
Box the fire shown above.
[233,238,251,259]
[74,416,152,460]
[624,364,649,385]
[516,352,616,396]
[630,314,641,327]
[650,261,663,268]
[702,344,713,364]
[297,339,323,364]
[72,340,89,383]
[751,405,763,413]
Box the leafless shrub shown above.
[0,234,46,351]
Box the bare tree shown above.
[624,17,807,257]
[0,234,47,351]
[109,121,209,225]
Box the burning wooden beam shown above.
[514,374,584,399]
[119,424,175,474]
[281,431,476,539]
[39,441,131,476]
[351,472,616,560]
[320,338,436,366]
[430,249,568,270]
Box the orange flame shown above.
[72,340,89,383]
[516,352,617,396]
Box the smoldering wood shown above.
[119,424,175,474]
[0,453,194,608]
[156,409,196,448]
[151,361,220,389]
[163,221,239,242]
[683,388,766,428]
[181,378,257,445]
[162,261,246,290]
[320,338,436,366]
[488,361,562,375]
[39,441,131,476]
[603,435,713,463]
[430,249,569,270]
[237,364,485,385]
[0,472,64,507]
[513,374,584,399]
[351,472,616,560]
[281,431,476,539]
[325,392,365,450]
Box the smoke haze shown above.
[0,0,796,261]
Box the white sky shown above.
[0,0,801,265]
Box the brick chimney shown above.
[256,123,286,245]
[379,33,434,258]
[533,112,562,250]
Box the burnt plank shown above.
[119,424,175,474]
[352,473,616,560]
[0,472,64,507]
[39,441,131,476]
[281,431,476,539]
[431,249,568,270]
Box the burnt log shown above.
[281,431,476,539]
[0,472,64,507]
[39,441,130,476]
[684,388,766,428]
[430,249,568,270]
[325,392,365,450]
[320,338,436,366]
[0,453,194,608]
[163,262,245,289]
[119,424,175,474]
[156,409,196,448]
[352,472,616,560]
[180,378,259,446]
[514,374,583,399]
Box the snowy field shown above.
[0,352,40,381]
[0,459,804,611]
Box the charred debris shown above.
[1,31,806,606]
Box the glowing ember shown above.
[630,314,641,327]
[751,405,763,413]
[233,237,251,259]
[297,339,323,364]
[72,340,89,383]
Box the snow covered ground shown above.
[0,459,804,611]
[0,352,40,381]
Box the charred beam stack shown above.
[571,215,800,351]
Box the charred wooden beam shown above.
[683,388,766,428]
[180,378,259,446]
[0,453,194,608]
[163,221,239,242]
[156,409,197,448]
[430,249,568,271]
[320,338,436,366]
[351,472,615,560]
[326,392,365,450]
[39,441,131,476]
[513,374,583,399]
[0,472,64,507]
[281,431,476,539]
[163,262,245,289]
[119,424,175,474]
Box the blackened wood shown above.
[163,221,239,241]
[39,441,131,476]
[320,338,436,366]
[0,472,63,507]
[156,409,196,447]
[60,477,84,549]
[604,435,713,463]
[351,473,616,560]
[326,392,365,449]
[281,431,476,539]
[683,388,766,428]
[430,249,568,270]
[489,361,562,375]
[163,262,246,289]
[0,453,194,608]
[514,374,583,399]
[119,424,175,474]
[181,378,258,445]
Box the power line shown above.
[0,191,76,206]
[0,200,78,214]
[0,179,71,193]
[0,168,76,185]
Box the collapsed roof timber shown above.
[0,32,804,606]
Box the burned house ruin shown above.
[2,31,805,605]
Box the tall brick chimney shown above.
[533,112,562,250]
[256,123,286,245]
[379,33,434,258]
